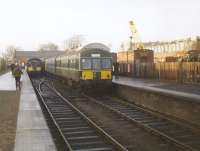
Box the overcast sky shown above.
[0,0,200,54]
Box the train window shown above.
[92,58,101,70]
[102,58,111,69]
[82,58,91,69]
[56,59,61,67]
[75,59,79,69]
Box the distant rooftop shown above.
[15,50,65,61]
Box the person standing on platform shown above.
[113,62,119,80]
[13,65,23,90]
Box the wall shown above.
[114,83,200,128]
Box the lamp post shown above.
[129,36,133,51]
[127,36,133,75]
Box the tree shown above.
[3,46,20,59]
[38,42,59,51]
[2,45,21,64]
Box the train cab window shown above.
[82,58,91,69]
[92,58,101,70]
[102,58,111,69]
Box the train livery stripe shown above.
[101,70,112,79]
[82,70,93,80]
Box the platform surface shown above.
[0,72,16,90]
[14,72,57,151]
[113,76,200,102]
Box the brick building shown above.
[14,50,65,64]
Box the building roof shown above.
[15,50,66,61]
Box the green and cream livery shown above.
[45,43,112,86]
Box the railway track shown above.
[32,79,128,151]
[49,79,184,151]
[84,95,200,151]
[49,78,200,151]
[32,76,200,151]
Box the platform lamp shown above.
[127,36,133,74]
[129,20,135,76]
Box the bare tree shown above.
[2,45,21,64]
[38,42,59,51]
[5,46,16,58]
[3,46,19,59]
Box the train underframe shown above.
[44,71,113,93]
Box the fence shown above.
[118,62,200,84]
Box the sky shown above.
[0,0,200,54]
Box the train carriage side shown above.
[55,53,80,82]
[45,57,56,75]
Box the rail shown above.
[33,80,127,151]
[84,94,200,151]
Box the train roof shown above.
[80,43,110,52]
[45,43,111,60]
[27,58,42,62]
[65,43,110,54]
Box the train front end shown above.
[27,58,43,76]
[79,43,112,87]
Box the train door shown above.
[92,58,101,80]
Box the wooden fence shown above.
[118,62,200,84]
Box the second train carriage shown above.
[45,43,112,86]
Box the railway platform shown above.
[0,71,16,90]
[113,76,200,102]
[7,71,57,151]
[14,72,56,151]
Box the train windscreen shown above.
[92,58,101,70]
[101,58,111,69]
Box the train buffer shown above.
[0,71,57,151]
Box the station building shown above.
[118,36,200,63]
[143,36,200,62]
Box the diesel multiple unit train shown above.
[45,43,113,87]
[27,58,43,75]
